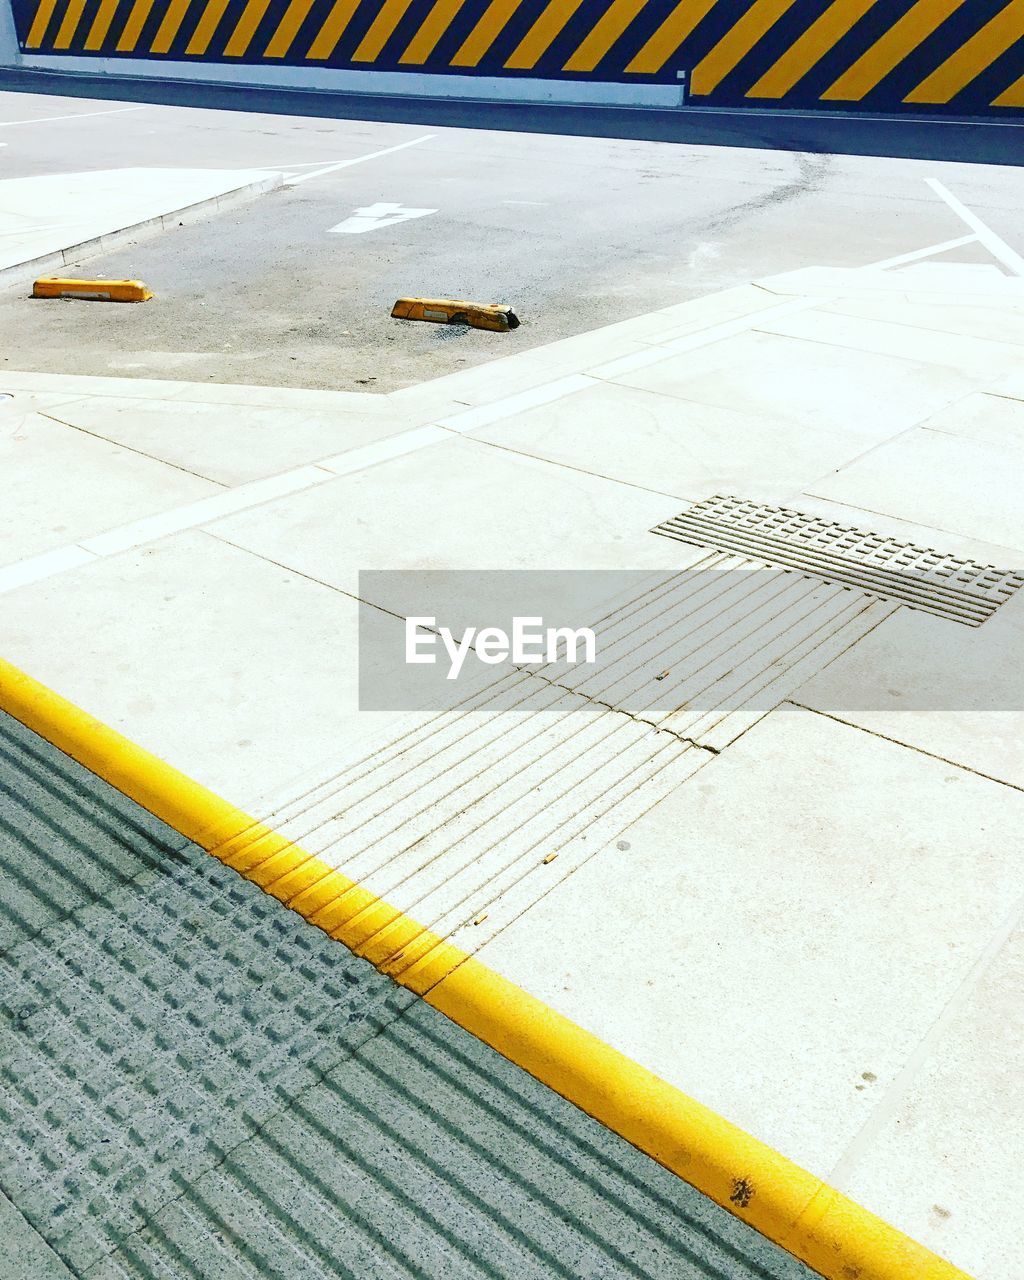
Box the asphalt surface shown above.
[5,65,1024,165]
[1,86,1023,391]
[0,708,816,1280]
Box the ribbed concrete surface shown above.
[0,709,814,1280]
[264,675,711,960]
[540,552,895,749]
[256,554,890,966]
[0,714,189,952]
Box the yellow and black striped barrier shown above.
[13,0,1024,116]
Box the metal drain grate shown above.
[652,495,1024,627]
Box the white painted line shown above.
[285,135,435,186]
[590,296,824,380]
[0,431,463,595]
[0,106,147,129]
[867,234,978,271]
[266,159,345,169]
[328,202,437,234]
[437,375,596,433]
[318,425,450,475]
[0,546,97,594]
[79,465,330,557]
[926,177,1024,277]
[589,346,683,379]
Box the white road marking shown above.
[926,177,1024,277]
[0,106,147,129]
[328,202,437,234]
[0,425,455,595]
[437,376,596,433]
[80,465,332,557]
[260,159,343,170]
[590,295,825,379]
[867,234,978,271]
[285,134,435,186]
[318,425,450,473]
[0,546,96,594]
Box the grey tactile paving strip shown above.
[0,709,814,1280]
[653,495,1024,626]
[0,1186,76,1280]
[0,842,416,1272]
[0,714,189,956]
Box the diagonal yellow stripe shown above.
[353,0,416,60]
[265,0,316,55]
[506,0,586,69]
[26,0,58,46]
[84,0,121,47]
[748,0,878,98]
[116,0,155,50]
[993,70,1024,104]
[906,0,1024,103]
[564,0,645,73]
[625,0,718,75]
[185,0,232,53]
[304,0,359,58]
[400,0,465,64]
[151,0,193,52]
[822,0,966,101]
[450,0,521,67]
[53,0,87,46]
[224,0,274,54]
[691,0,800,96]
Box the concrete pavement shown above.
[3,230,1024,1277]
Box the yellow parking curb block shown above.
[392,296,520,330]
[0,655,970,1280]
[33,276,153,302]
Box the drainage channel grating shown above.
[652,495,1024,627]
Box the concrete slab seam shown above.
[0,655,970,1280]
[0,291,831,595]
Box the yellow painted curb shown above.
[33,277,153,302]
[0,655,970,1280]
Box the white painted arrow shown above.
[328,202,437,235]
